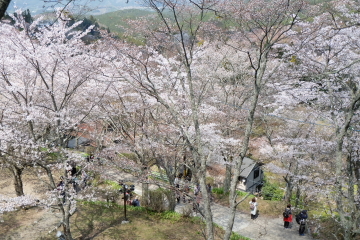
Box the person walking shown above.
[249,197,258,220]
[194,183,200,196]
[283,204,293,228]
[298,210,308,236]
[174,176,180,188]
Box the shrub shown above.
[212,187,225,195]
[261,181,283,201]
[230,232,252,240]
[160,211,182,222]
[104,180,122,190]
[181,204,194,218]
[236,190,252,197]
[147,188,174,212]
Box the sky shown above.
[8,0,143,15]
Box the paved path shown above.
[175,202,312,240]
[110,171,312,240]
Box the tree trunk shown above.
[295,185,301,208]
[224,68,262,240]
[335,117,355,240]
[199,173,214,240]
[63,201,73,240]
[223,163,232,194]
[166,190,176,211]
[283,176,293,204]
[142,182,150,207]
[10,165,24,196]
[0,0,11,20]
[38,161,74,240]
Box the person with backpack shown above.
[131,197,140,207]
[283,204,292,228]
[249,197,258,220]
[297,210,308,236]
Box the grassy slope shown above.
[92,0,334,35]
[94,9,154,34]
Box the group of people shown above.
[125,191,141,207]
[56,162,90,203]
[249,199,308,236]
[118,181,141,207]
[282,204,308,236]
[174,176,215,214]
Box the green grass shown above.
[213,187,225,195]
[72,200,222,239]
[158,210,182,222]
[231,232,252,240]
[104,180,122,190]
[94,9,154,34]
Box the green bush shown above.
[159,211,182,222]
[212,187,225,195]
[104,180,122,190]
[236,190,251,197]
[230,232,252,240]
[261,181,283,201]
[147,188,169,212]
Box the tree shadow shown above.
[73,201,132,240]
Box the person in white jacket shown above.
[249,197,258,220]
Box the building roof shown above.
[239,157,258,178]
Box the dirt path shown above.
[0,170,63,240]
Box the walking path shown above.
[175,202,312,240]
[111,172,313,240]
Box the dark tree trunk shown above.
[10,165,24,196]
[142,182,150,207]
[223,163,232,194]
[295,185,301,207]
[283,175,293,204]
[0,0,11,20]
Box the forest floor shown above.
[0,168,313,240]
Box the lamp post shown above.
[123,184,128,221]
[119,181,135,223]
[56,231,65,240]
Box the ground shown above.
[0,167,315,240]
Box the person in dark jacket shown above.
[298,210,308,236]
[132,197,140,206]
[283,204,293,228]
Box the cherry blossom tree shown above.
[101,1,309,239]
[102,0,234,238]
[0,10,108,240]
[215,1,308,238]
[270,1,360,238]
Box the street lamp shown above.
[118,181,135,222]
[56,231,65,240]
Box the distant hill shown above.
[7,0,142,16]
[94,9,154,34]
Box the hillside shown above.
[7,0,142,16]
[94,9,154,34]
